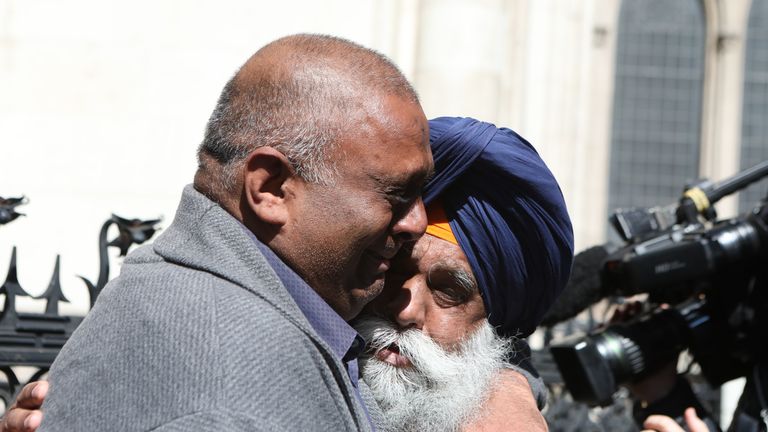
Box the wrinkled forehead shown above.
[405,234,473,278]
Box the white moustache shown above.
[354,315,512,432]
[355,316,466,378]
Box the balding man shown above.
[36,34,433,431]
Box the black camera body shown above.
[550,163,768,406]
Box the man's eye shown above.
[386,196,418,222]
[387,192,415,208]
[427,271,474,307]
[428,267,476,308]
[431,288,469,308]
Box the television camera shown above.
[550,161,768,407]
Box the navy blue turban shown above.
[424,117,574,338]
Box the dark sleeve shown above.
[506,338,548,410]
[727,363,768,432]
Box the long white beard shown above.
[355,316,511,432]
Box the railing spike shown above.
[39,255,69,315]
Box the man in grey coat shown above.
[35,34,434,431]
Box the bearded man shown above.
[354,116,574,432]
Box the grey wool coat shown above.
[39,185,378,432]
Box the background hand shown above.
[641,407,711,432]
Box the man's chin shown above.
[346,278,385,317]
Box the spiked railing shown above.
[0,249,80,367]
[0,206,161,410]
[78,214,162,306]
[0,249,84,408]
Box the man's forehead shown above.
[412,234,471,272]
[360,94,429,150]
[415,234,481,301]
[334,97,430,162]
[368,162,432,191]
[344,135,432,194]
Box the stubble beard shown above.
[355,316,512,432]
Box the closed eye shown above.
[370,173,424,210]
[427,265,477,307]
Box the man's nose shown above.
[385,283,426,330]
[391,197,427,243]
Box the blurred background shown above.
[1,0,767,427]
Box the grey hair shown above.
[452,269,477,295]
[197,34,419,194]
[199,76,340,189]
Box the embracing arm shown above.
[462,368,547,432]
[0,381,47,432]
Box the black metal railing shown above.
[0,195,161,411]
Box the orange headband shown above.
[425,200,458,245]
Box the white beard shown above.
[354,316,511,432]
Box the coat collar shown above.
[152,185,312,333]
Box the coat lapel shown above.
[151,186,370,429]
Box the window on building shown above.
[740,0,768,211]
[608,0,706,215]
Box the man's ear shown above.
[242,147,296,226]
